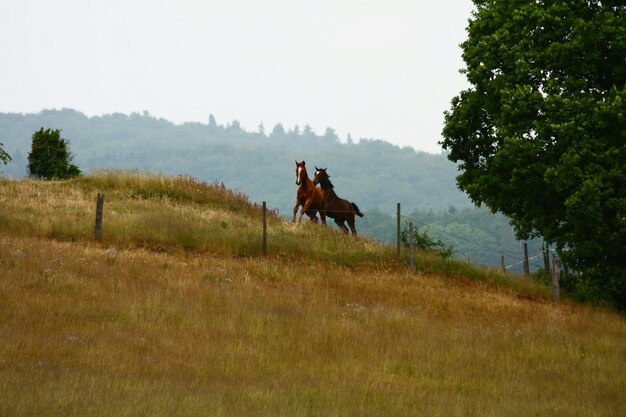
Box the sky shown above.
[1,0,474,154]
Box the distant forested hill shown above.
[0,109,547,272]
[0,109,471,215]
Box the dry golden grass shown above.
[1,172,624,416]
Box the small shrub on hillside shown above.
[400,223,454,258]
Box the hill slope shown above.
[1,173,624,417]
[1,109,548,275]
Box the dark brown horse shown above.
[313,167,363,236]
[293,161,326,225]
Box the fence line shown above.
[94,193,104,241]
[88,194,566,303]
[398,213,544,270]
[399,212,527,261]
[262,201,267,256]
[396,204,555,273]
[81,197,545,270]
[85,194,551,277]
[24,194,550,272]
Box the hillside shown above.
[1,173,625,417]
[0,109,549,273]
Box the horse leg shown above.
[334,218,349,235]
[292,201,301,223]
[347,214,357,237]
[305,208,319,223]
[319,210,326,225]
[299,199,313,223]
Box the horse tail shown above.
[351,202,364,217]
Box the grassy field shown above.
[1,172,624,416]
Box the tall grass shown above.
[1,172,624,416]
[0,172,400,264]
[1,237,624,417]
[1,172,267,254]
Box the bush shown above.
[400,223,454,258]
[27,128,81,179]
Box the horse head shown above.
[295,160,307,186]
[313,167,328,186]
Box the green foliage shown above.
[362,207,545,274]
[27,128,81,179]
[442,1,626,309]
[400,222,454,258]
[0,142,11,171]
[531,268,552,287]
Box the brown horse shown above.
[293,161,326,225]
[313,167,363,236]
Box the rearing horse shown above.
[313,167,363,236]
[293,160,326,225]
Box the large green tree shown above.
[27,128,81,180]
[441,1,625,307]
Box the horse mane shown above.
[321,177,335,189]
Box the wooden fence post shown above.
[95,193,104,241]
[501,255,505,273]
[409,221,414,272]
[396,203,401,261]
[552,257,560,302]
[523,242,530,275]
[262,201,267,256]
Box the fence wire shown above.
[5,189,557,272]
[399,212,554,271]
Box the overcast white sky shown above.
[1,0,474,154]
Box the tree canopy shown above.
[442,1,625,307]
[27,128,81,180]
